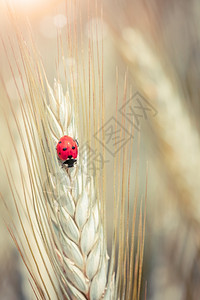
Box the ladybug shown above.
[56,135,79,168]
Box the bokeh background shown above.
[1,0,200,299]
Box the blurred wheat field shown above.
[0,0,200,300]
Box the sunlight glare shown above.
[9,0,50,11]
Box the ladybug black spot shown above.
[59,152,61,155]
[63,148,67,151]
[72,146,75,149]
[59,141,62,144]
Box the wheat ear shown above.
[42,79,114,299]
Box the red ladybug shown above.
[56,135,79,168]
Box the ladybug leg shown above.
[60,160,67,169]
[75,139,79,147]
